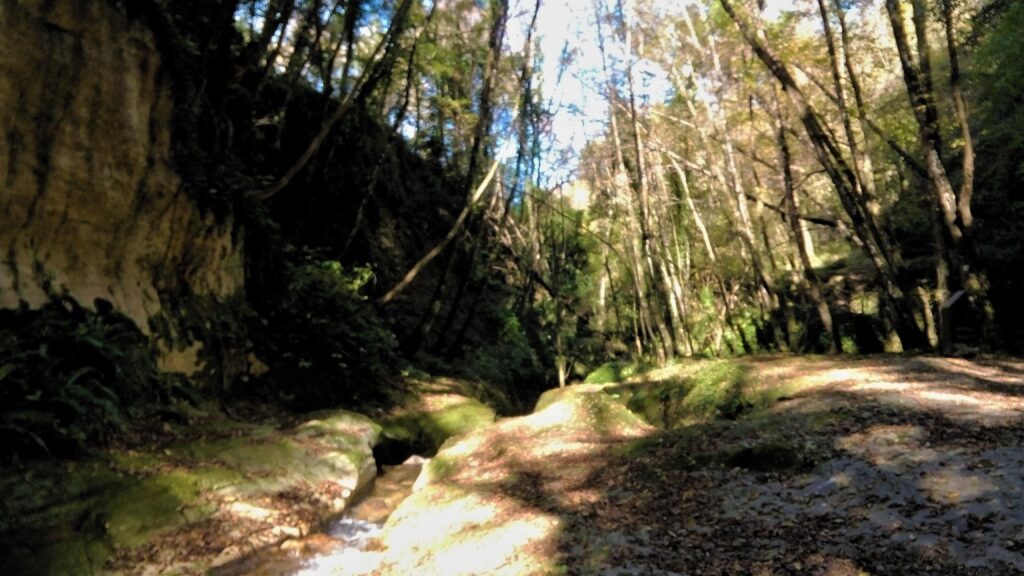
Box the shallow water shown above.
[214,459,424,576]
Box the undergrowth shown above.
[584,360,654,384]
[249,256,406,411]
[0,300,188,464]
[610,361,753,427]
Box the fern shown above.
[0,301,171,462]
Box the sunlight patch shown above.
[226,501,277,521]
[916,390,983,406]
[849,380,916,392]
[921,469,999,504]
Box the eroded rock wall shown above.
[0,0,243,373]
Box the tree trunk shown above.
[776,102,840,354]
[720,0,927,350]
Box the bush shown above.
[252,259,404,410]
[444,305,546,407]
[0,300,175,462]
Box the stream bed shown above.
[214,458,425,576]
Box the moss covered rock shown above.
[0,410,381,575]
[376,378,499,460]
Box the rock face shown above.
[0,0,243,373]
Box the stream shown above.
[213,457,425,576]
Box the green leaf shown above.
[66,366,100,386]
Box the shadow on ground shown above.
[375,355,1024,575]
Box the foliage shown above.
[379,399,496,459]
[251,258,404,410]
[972,2,1024,180]
[971,2,1024,349]
[583,360,651,384]
[607,361,754,428]
[439,294,546,405]
[0,302,180,462]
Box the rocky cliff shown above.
[0,0,243,374]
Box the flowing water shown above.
[214,458,425,575]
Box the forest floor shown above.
[363,355,1024,575]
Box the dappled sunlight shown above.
[292,548,382,576]
[917,390,983,406]
[753,356,1024,426]
[625,361,705,384]
[6,0,1024,574]
[385,491,509,543]
[530,395,580,427]
[362,386,658,574]
[378,475,564,575]
[864,376,1024,425]
[850,380,916,392]
[807,367,864,385]
[921,467,999,504]
[273,356,1024,575]
[837,425,937,467]
[226,501,278,521]
[385,513,560,576]
[916,357,1024,386]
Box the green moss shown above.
[425,454,457,482]
[381,399,495,454]
[583,361,651,384]
[0,533,111,576]
[430,402,495,440]
[186,465,246,491]
[578,391,648,436]
[102,471,201,548]
[534,387,573,411]
[621,361,752,428]
[0,463,125,534]
[299,410,382,439]
[0,408,385,575]
[841,335,859,354]
[204,438,305,472]
[108,450,163,472]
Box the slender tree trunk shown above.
[939,1,974,229]
[375,0,508,308]
[720,0,927,350]
[776,101,840,353]
[885,0,997,348]
[393,1,437,130]
[669,157,750,354]
[249,0,414,201]
[833,0,882,213]
[596,1,668,362]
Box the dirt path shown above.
[367,355,1024,575]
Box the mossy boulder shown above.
[610,361,754,428]
[583,360,651,384]
[377,380,498,460]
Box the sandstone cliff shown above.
[0,0,243,374]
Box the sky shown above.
[504,0,609,184]
[508,0,793,184]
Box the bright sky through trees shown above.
[519,0,792,183]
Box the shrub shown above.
[0,300,175,462]
[252,259,404,410]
